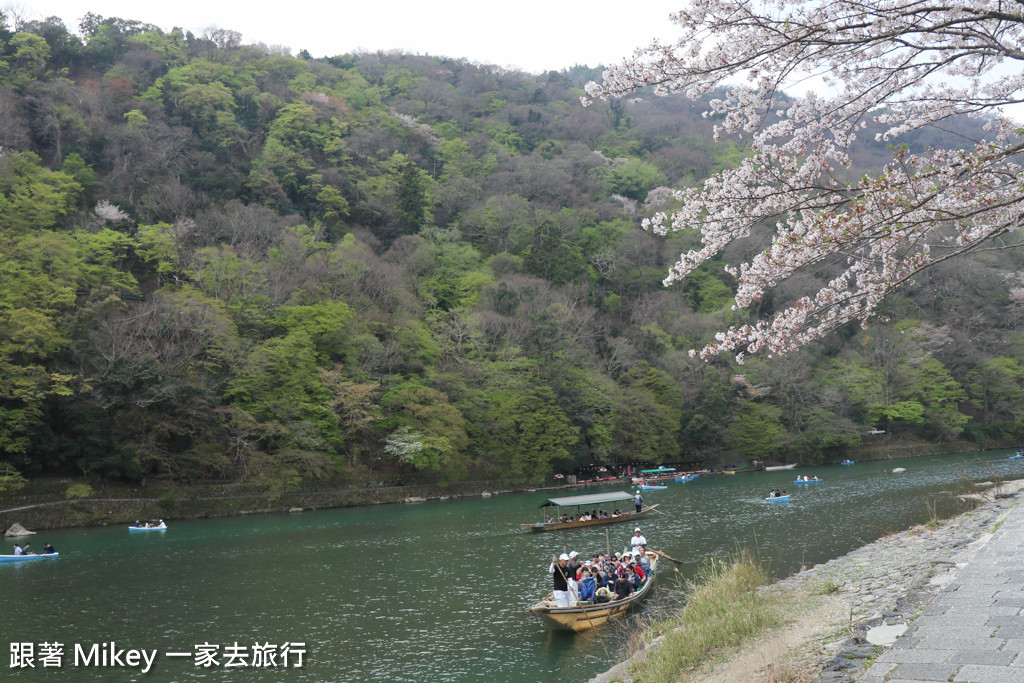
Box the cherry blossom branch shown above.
[583,0,1024,362]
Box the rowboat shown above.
[129,523,167,531]
[638,484,667,490]
[764,464,797,471]
[793,478,822,485]
[1009,453,1024,460]
[765,495,790,502]
[527,554,659,631]
[674,474,698,482]
[840,460,855,466]
[0,553,59,563]
[521,492,658,532]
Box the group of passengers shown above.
[798,475,821,481]
[11,542,56,555]
[547,529,654,608]
[548,509,622,523]
[767,489,788,498]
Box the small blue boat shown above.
[839,460,855,466]
[0,553,59,563]
[674,474,698,483]
[1009,455,1024,461]
[765,495,790,503]
[638,484,667,490]
[793,478,822,485]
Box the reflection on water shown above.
[2,451,1022,682]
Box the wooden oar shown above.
[649,548,683,565]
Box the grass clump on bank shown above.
[629,550,782,682]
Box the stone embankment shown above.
[592,479,1023,682]
[778,480,1023,682]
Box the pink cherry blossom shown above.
[584,0,1024,362]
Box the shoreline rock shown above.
[4,523,36,537]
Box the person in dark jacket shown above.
[614,574,633,600]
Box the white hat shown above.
[584,560,593,566]
[635,528,642,532]
[559,553,569,561]
[569,551,578,559]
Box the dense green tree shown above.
[724,402,786,460]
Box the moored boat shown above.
[0,553,59,563]
[527,554,659,631]
[521,492,658,532]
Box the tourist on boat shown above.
[594,585,614,603]
[22,543,32,554]
[12,544,23,555]
[549,553,573,608]
[614,574,633,600]
[626,566,642,590]
[630,528,647,550]
[634,490,644,512]
[577,569,596,603]
[611,509,620,517]
[636,548,652,575]
[42,543,56,554]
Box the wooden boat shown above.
[521,492,658,532]
[674,474,698,482]
[0,553,59,563]
[793,478,822,485]
[637,484,667,490]
[129,523,167,531]
[765,495,790,502]
[527,554,659,631]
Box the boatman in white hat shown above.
[549,553,572,607]
[631,527,647,551]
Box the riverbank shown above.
[0,445,1010,534]
[591,478,1024,682]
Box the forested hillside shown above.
[2,13,1022,491]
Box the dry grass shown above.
[627,550,782,682]
[619,552,852,683]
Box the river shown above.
[3,450,1022,682]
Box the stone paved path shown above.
[859,501,1024,683]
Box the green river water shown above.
[3,450,1023,682]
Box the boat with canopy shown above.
[520,492,659,532]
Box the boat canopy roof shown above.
[538,491,634,508]
[640,467,675,473]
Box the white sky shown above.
[13,1,683,74]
